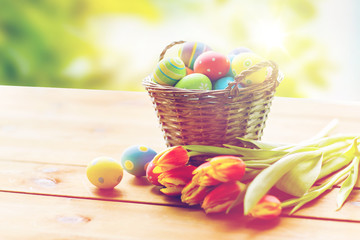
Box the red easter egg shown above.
[146,160,162,186]
[193,51,230,81]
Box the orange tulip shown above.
[201,181,246,214]
[158,165,196,196]
[249,195,282,220]
[152,146,189,173]
[181,180,212,205]
[193,156,246,186]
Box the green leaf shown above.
[235,137,286,150]
[243,150,322,215]
[223,144,287,159]
[317,138,359,180]
[281,160,355,214]
[276,153,323,197]
[184,145,240,155]
[336,157,360,210]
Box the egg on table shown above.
[178,41,212,70]
[231,52,268,86]
[175,73,212,90]
[151,57,186,86]
[121,145,157,177]
[193,51,230,82]
[86,156,123,189]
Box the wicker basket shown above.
[143,41,283,147]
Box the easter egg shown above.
[175,73,212,90]
[146,160,162,186]
[228,47,252,58]
[178,42,212,70]
[225,54,237,77]
[193,51,230,82]
[186,67,194,75]
[86,156,123,189]
[152,57,186,86]
[121,145,157,177]
[213,76,242,90]
[231,52,268,86]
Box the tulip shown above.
[152,146,189,173]
[201,181,246,214]
[193,156,246,186]
[181,180,212,205]
[158,165,196,196]
[249,194,282,220]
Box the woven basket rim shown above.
[143,71,282,97]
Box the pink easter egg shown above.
[193,51,230,82]
[146,160,162,186]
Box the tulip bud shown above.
[158,165,196,196]
[152,146,189,173]
[209,156,246,182]
[193,156,246,187]
[249,194,282,220]
[201,181,246,214]
[181,180,212,205]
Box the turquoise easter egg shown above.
[214,76,240,90]
[121,145,157,177]
[231,52,267,86]
[178,42,212,70]
[152,57,186,86]
[175,73,212,90]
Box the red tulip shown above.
[249,195,282,220]
[181,180,212,205]
[152,146,189,173]
[201,181,246,214]
[193,156,246,186]
[158,165,196,196]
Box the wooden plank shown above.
[0,191,358,240]
[2,160,360,222]
[0,160,179,206]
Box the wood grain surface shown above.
[1,85,360,239]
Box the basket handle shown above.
[159,40,186,61]
[227,60,279,96]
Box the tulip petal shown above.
[201,181,245,214]
[153,146,189,172]
[181,180,212,205]
[210,156,246,182]
[249,195,282,220]
[160,186,184,196]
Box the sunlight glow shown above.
[251,20,287,52]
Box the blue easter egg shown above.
[120,145,157,177]
[214,76,237,90]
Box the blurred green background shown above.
[1,0,359,100]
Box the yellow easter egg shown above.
[86,156,123,189]
[231,52,268,86]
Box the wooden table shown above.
[1,85,360,239]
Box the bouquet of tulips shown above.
[147,120,360,219]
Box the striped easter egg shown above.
[178,42,212,70]
[152,57,186,86]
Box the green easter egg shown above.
[231,52,268,86]
[152,57,186,86]
[175,73,212,90]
